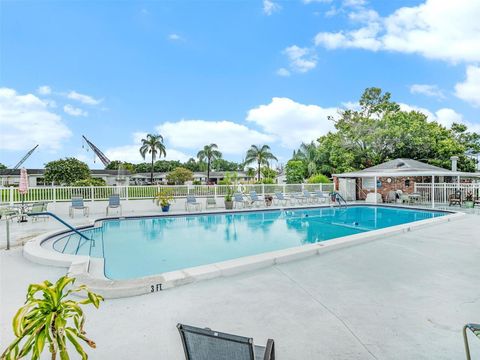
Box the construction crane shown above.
[13,145,39,169]
[82,135,111,167]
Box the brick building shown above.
[332,158,480,203]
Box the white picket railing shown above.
[414,183,480,203]
[0,183,335,205]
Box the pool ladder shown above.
[330,192,348,208]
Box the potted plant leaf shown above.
[1,276,103,360]
[154,189,174,212]
[221,172,238,210]
[464,191,474,208]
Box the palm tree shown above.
[139,134,166,183]
[295,141,319,177]
[244,145,278,181]
[197,144,222,183]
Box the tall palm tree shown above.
[244,145,278,181]
[295,141,319,177]
[139,134,166,183]
[197,144,222,183]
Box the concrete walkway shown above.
[1,214,479,359]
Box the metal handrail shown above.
[330,192,348,207]
[27,212,91,241]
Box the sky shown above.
[1,0,479,169]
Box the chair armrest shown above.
[264,339,275,360]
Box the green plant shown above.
[258,178,275,184]
[166,167,194,185]
[154,189,174,207]
[1,276,103,360]
[72,178,107,187]
[465,192,473,201]
[221,172,238,202]
[306,174,331,184]
[285,160,305,184]
[192,180,201,185]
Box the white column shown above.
[374,176,378,204]
[431,175,435,209]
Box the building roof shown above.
[333,158,480,178]
[0,169,130,176]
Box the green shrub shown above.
[73,177,107,186]
[306,174,331,184]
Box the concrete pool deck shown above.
[1,213,480,359]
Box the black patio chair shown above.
[448,190,462,206]
[177,323,275,360]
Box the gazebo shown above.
[332,158,480,207]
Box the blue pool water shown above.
[52,206,446,280]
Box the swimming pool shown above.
[51,206,446,280]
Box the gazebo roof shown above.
[333,158,480,178]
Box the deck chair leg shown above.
[464,325,472,360]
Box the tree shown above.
[246,167,256,179]
[105,160,136,173]
[166,167,194,185]
[291,87,480,175]
[183,158,203,172]
[285,160,305,184]
[0,163,6,170]
[293,142,319,177]
[261,166,277,180]
[197,144,222,183]
[139,134,166,183]
[44,158,90,185]
[211,158,241,172]
[154,160,181,172]
[1,276,103,360]
[244,145,278,181]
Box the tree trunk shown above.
[151,155,154,184]
[257,161,261,182]
[207,158,210,184]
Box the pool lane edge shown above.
[23,207,465,299]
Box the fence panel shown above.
[1,182,336,204]
[415,183,480,203]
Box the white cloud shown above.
[314,0,480,63]
[303,0,332,3]
[0,88,71,151]
[410,84,445,99]
[283,45,317,73]
[246,97,337,148]
[168,33,183,41]
[157,120,274,155]
[64,104,88,117]
[343,0,366,7]
[276,68,291,77]
[37,85,52,95]
[455,65,480,107]
[105,132,191,164]
[67,91,102,105]
[399,103,479,131]
[263,0,281,15]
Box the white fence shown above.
[414,183,480,203]
[1,183,335,205]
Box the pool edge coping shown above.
[23,205,465,298]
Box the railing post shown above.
[262,183,265,197]
[90,186,94,202]
[283,183,286,194]
[214,185,217,199]
[9,187,14,205]
[443,183,446,204]
[53,185,56,203]
[125,185,129,201]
